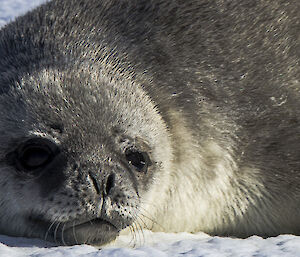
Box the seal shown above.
[0,0,300,246]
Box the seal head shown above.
[0,66,172,245]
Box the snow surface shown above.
[1,0,300,256]
[1,231,300,257]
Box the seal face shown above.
[0,65,172,245]
[0,66,172,245]
[0,0,300,246]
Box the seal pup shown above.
[0,0,300,246]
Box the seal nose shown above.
[105,174,115,196]
[88,172,115,196]
[88,172,101,195]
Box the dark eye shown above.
[125,149,152,173]
[7,138,58,173]
[20,145,52,169]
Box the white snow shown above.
[1,0,300,256]
[1,231,300,257]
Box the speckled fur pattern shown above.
[0,0,300,245]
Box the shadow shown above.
[0,235,55,248]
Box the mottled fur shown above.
[0,0,299,245]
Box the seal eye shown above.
[11,138,58,173]
[125,149,151,173]
[20,145,52,169]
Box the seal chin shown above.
[28,216,119,246]
[61,218,119,246]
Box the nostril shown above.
[105,174,115,195]
[89,172,101,195]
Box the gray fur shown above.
[0,0,299,245]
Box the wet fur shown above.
[0,0,300,244]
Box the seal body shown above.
[0,0,300,245]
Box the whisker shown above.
[129,211,146,247]
[131,223,139,247]
[138,206,165,231]
[139,200,160,212]
[44,218,57,242]
[54,222,61,245]
[128,224,137,247]
[72,221,79,245]
[61,223,67,246]
[134,218,145,246]
[135,213,150,230]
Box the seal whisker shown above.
[72,221,79,245]
[61,223,67,246]
[130,221,140,247]
[128,224,138,248]
[135,213,151,231]
[54,222,61,245]
[130,223,140,247]
[129,211,146,247]
[44,218,58,242]
[139,200,160,211]
[134,218,145,246]
[138,206,165,231]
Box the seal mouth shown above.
[62,217,119,245]
[28,215,119,246]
